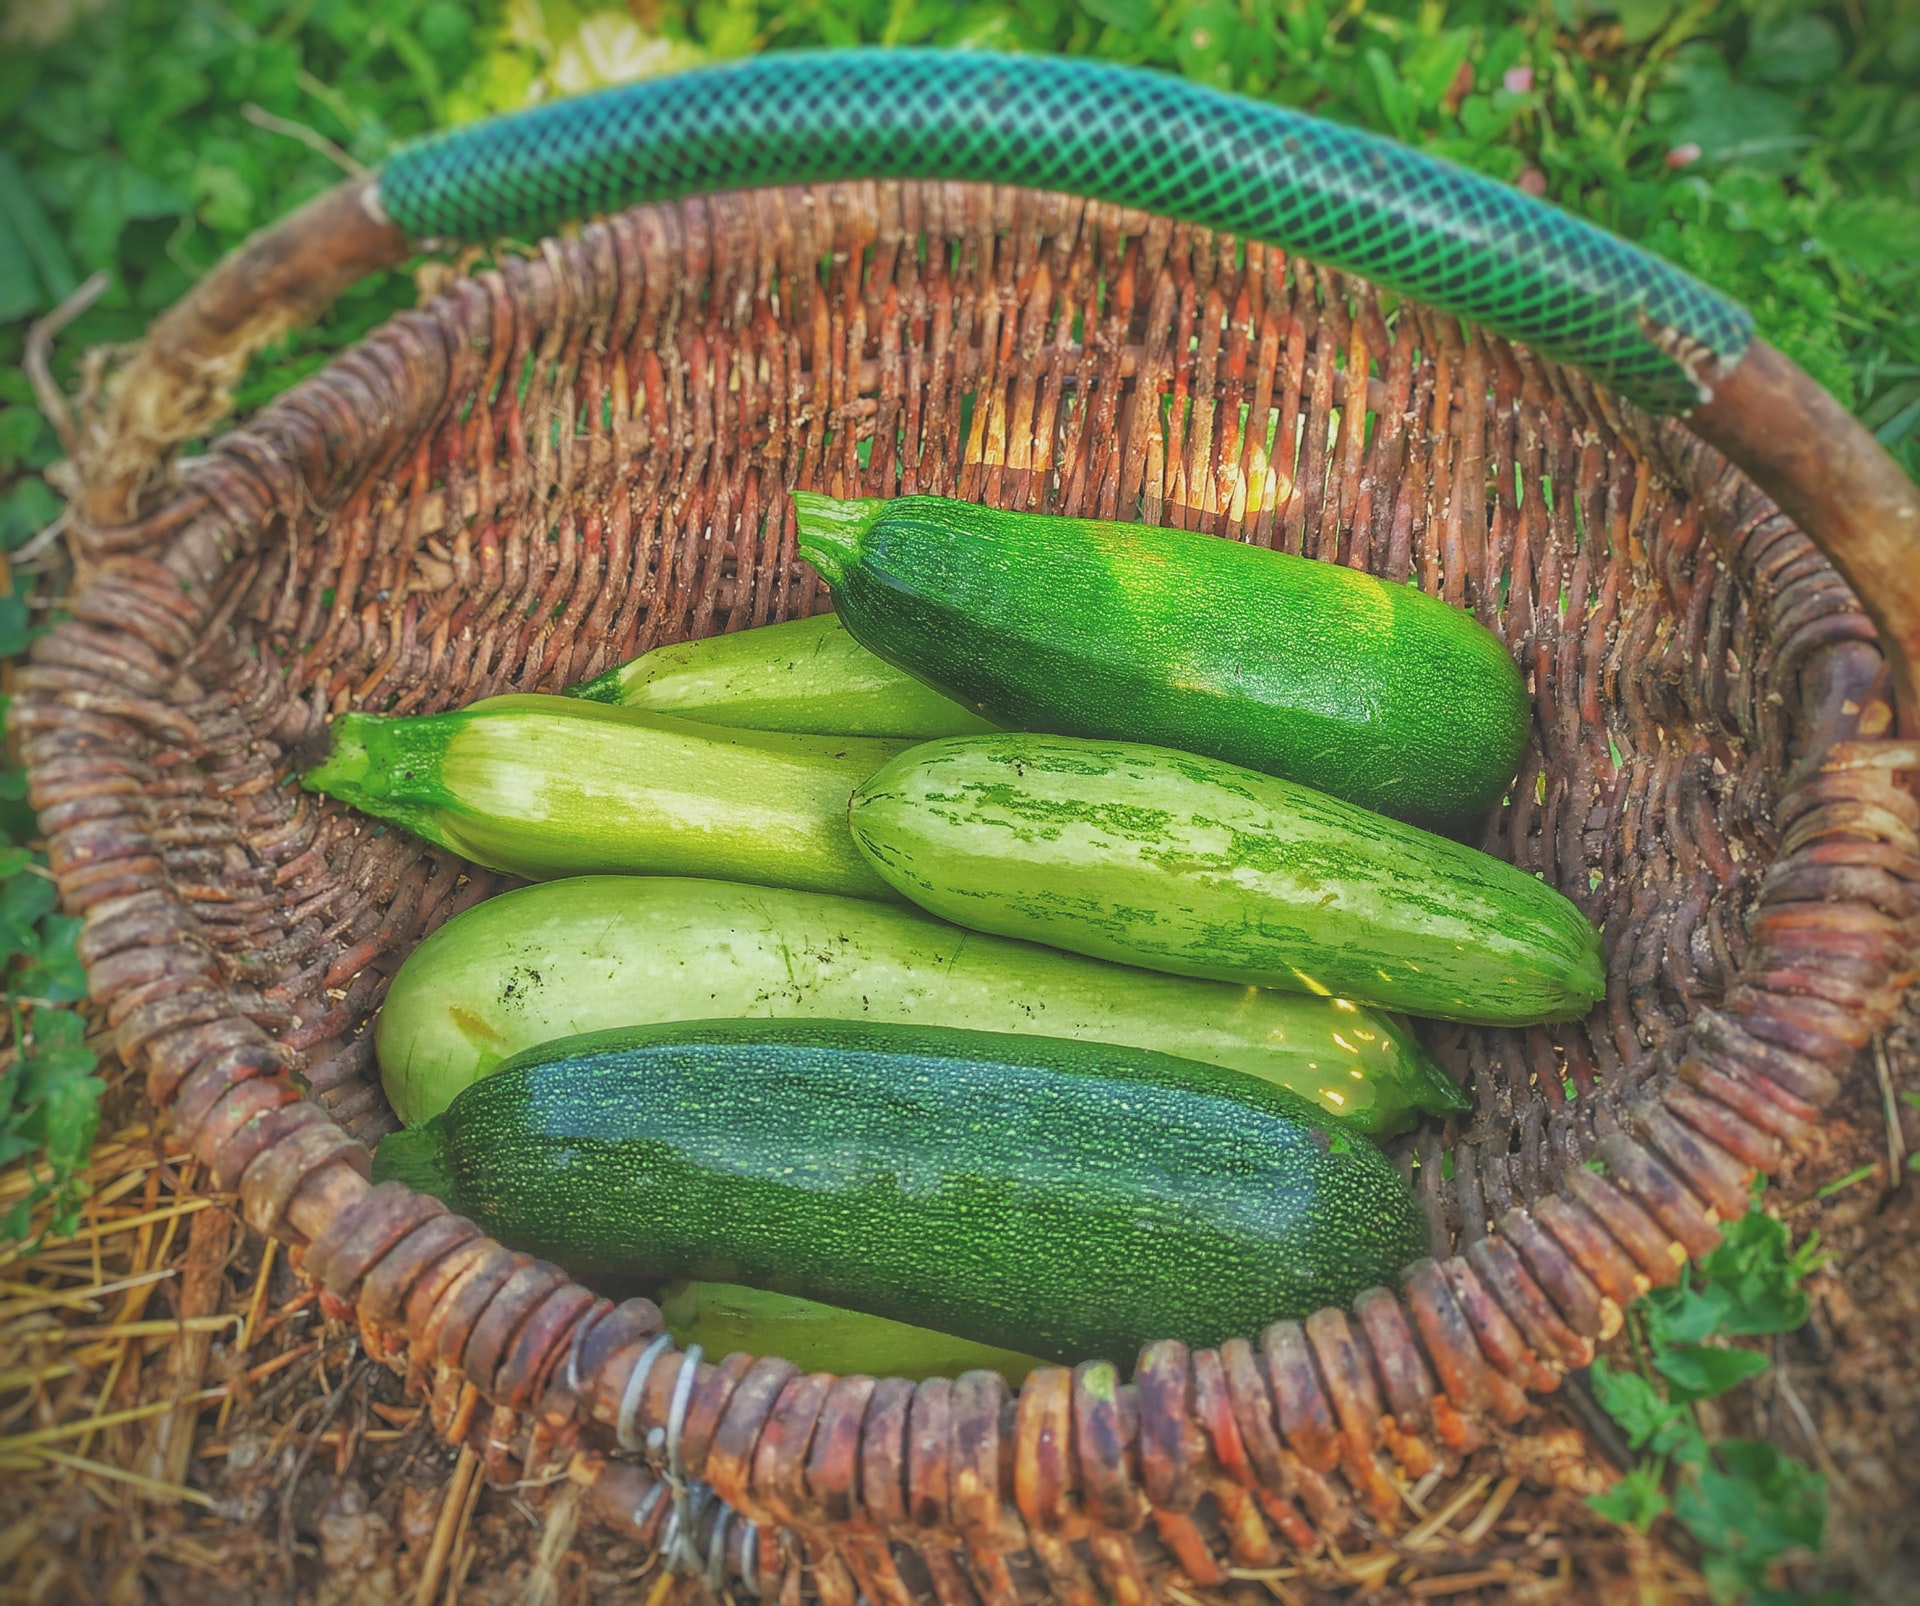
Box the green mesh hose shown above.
[379,50,1749,416]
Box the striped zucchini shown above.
[301,694,903,897]
[371,1018,1429,1362]
[568,612,995,738]
[375,874,1466,1132]
[794,492,1529,827]
[849,735,1606,1025]
[659,1280,1044,1384]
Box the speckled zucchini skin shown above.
[794,493,1530,827]
[372,1017,1429,1364]
[849,735,1606,1026]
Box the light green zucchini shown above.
[659,1280,1044,1384]
[567,612,995,738]
[301,694,904,896]
[374,874,1466,1131]
[848,734,1606,1026]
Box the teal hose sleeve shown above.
[379,49,1750,417]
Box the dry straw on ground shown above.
[3,1006,1914,1602]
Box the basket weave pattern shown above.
[19,182,1919,1597]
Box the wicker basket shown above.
[20,66,1920,1602]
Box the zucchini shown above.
[302,694,903,897]
[659,1280,1044,1384]
[568,613,995,738]
[849,735,1605,1026]
[375,874,1466,1132]
[372,1018,1429,1362]
[794,492,1529,828]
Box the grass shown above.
[1,1,1913,1597]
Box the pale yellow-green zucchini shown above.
[659,1279,1043,1384]
[302,694,904,896]
[567,613,995,738]
[374,873,1468,1132]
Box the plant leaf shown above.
[0,150,79,310]
[1587,1460,1670,1532]
[0,478,63,551]
[1588,1358,1698,1456]
[1676,1438,1826,1602]
[1079,0,1156,33]
[1746,13,1844,86]
[1654,1342,1772,1401]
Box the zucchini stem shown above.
[302,712,376,795]
[301,709,456,834]
[791,491,887,583]
[564,663,627,703]
[370,1117,459,1203]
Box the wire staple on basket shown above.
[616,1332,677,1458]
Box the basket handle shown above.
[75,175,407,533]
[77,49,1919,733]
[382,50,1750,418]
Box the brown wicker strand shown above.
[25,178,1919,1598]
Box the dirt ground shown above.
[2,999,1914,1606]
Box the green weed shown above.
[1587,1187,1844,1603]
[0,679,102,1241]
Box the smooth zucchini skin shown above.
[301,694,904,896]
[794,493,1529,828]
[659,1280,1044,1384]
[567,613,996,738]
[849,735,1606,1026]
[373,1018,1429,1363]
[374,874,1466,1132]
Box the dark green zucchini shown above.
[373,1018,1428,1364]
[793,492,1530,828]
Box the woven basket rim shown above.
[25,179,1920,1596]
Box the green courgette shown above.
[375,874,1466,1132]
[849,735,1605,1026]
[372,1018,1428,1363]
[301,694,903,897]
[659,1280,1044,1383]
[794,492,1529,828]
[568,613,995,738]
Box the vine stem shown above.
[22,269,112,459]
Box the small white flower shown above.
[549,14,693,96]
